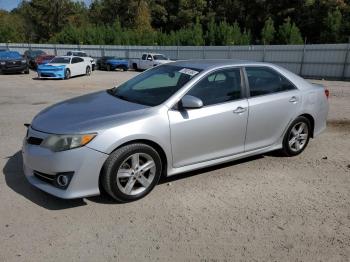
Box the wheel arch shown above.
[98,139,169,189]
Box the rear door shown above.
[244,66,301,151]
[168,67,249,167]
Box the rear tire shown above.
[107,64,111,71]
[132,63,138,71]
[281,116,311,156]
[122,65,128,72]
[101,143,162,202]
[24,68,29,74]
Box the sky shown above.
[0,0,92,11]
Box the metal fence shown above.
[1,42,350,80]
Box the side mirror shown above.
[180,95,203,109]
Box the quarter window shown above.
[246,67,296,97]
[187,68,242,106]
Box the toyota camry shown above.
[22,60,329,202]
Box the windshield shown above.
[153,55,168,60]
[0,51,22,60]
[108,65,202,106]
[50,57,71,64]
[68,51,87,57]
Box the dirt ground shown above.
[0,70,349,262]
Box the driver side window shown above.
[187,68,242,106]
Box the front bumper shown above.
[22,127,109,199]
[0,64,27,73]
[37,69,65,79]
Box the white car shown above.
[130,53,173,70]
[37,56,92,79]
[66,50,96,71]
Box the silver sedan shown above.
[22,60,329,202]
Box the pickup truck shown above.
[130,53,173,70]
[66,50,96,71]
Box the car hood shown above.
[107,59,128,64]
[38,64,66,69]
[31,91,150,134]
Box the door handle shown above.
[289,96,298,103]
[233,107,247,114]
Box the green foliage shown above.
[0,0,349,45]
[321,8,343,43]
[0,11,25,42]
[261,17,275,44]
[278,17,304,44]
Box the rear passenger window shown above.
[187,68,242,106]
[246,67,296,97]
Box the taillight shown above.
[325,89,330,99]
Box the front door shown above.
[168,67,249,168]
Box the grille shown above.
[27,137,43,145]
[33,170,56,184]
[6,60,22,68]
[40,73,56,77]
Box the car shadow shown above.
[3,151,87,210]
[3,150,270,208]
[159,154,264,185]
[88,154,266,205]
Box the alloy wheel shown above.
[116,153,156,196]
[288,122,309,152]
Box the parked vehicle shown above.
[96,56,129,71]
[66,50,96,71]
[130,53,172,71]
[0,51,29,74]
[22,60,329,202]
[37,56,92,79]
[24,49,46,69]
[35,54,55,68]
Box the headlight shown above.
[21,59,27,63]
[0,62,5,65]
[41,133,96,152]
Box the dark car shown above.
[96,56,129,71]
[0,51,29,74]
[24,49,46,69]
[35,54,55,67]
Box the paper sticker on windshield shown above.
[179,68,199,77]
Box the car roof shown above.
[170,59,279,70]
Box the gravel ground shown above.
[0,70,349,262]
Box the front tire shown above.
[86,66,91,76]
[281,116,311,156]
[106,64,111,71]
[64,69,71,80]
[101,143,162,202]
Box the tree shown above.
[134,0,153,32]
[261,17,275,44]
[278,17,303,44]
[321,8,342,43]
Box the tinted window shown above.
[187,68,242,106]
[142,54,147,60]
[109,65,202,106]
[246,67,296,97]
[154,55,167,60]
[72,57,83,63]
